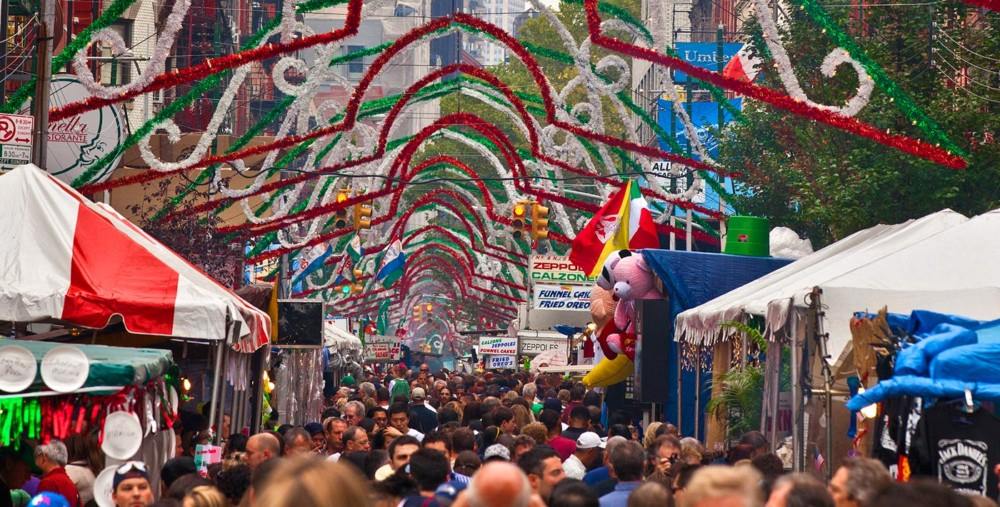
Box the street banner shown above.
[671,42,742,83]
[485,355,516,369]
[479,336,517,355]
[519,337,569,358]
[529,255,596,286]
[532,285,591,311]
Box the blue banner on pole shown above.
[656,99,742,160]
[672,43,743,83]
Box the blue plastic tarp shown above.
[640,250,792,435]
[846,310,1000,410]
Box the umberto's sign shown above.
[529,255,596,285]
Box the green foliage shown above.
[707,365,765,440]
[720,2,1000,247]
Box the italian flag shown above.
[569,180,659,276]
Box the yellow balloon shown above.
[582,354,634,388]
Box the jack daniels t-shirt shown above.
[909,403,1000,499]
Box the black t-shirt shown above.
[910,403,1000,498]
[562,427,586,443]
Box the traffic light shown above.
[530,202,549,240]
[425,303,433,312]
[339,284,351,295]
[351,282,363,294]
[511,201,529,239]
[334,189,351,228]
[412,305,423,320]
[353,267,363,280]
[353,201,373,230]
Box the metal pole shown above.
[216,321,239,445]
[0,0,8,100]
[250,346,267,433]
[685,209,693,251]
[812,288,833,479]
[694,348,701,441]
[669,214,676,250]
[676,347,683,432]
[792,311,804,472]
[32,0,55,167]
[207,313,231,444]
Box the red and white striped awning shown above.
[0,165,270,352]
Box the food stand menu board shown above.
[479,337,517,355]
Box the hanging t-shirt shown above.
[910,403,1000,498]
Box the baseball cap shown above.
[412,387,426,400]
[575,432,603,450]
[483,444,511,461]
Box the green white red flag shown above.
[569,180,659,276]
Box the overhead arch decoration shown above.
[1,0,973,333]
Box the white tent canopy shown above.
[676,209,1000,371]
[324,321,363,352]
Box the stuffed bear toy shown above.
[604,250,662,360]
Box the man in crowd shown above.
[538,409,576,461]
[324,417,348,457]
[245,433,280,470]
[110,462,154,507]
[282,427,312,457]
[599,440,645,507]
[343,400,367,428]
[561,384,586,424]
[402,448,451,506]
[390,402,425,441]
[562,406,592,442]
[458,462,534,507]
[493,407,517,436]
[34,440,80,507]
[408,388,438,434]
[767,473,835,507]
[389,436,423,473]
[343,426,372,454]
[563,432,603,480]
[517,445,565,500]
[649,435,682,477]
[370,407,389,432]
[828,457,892,507]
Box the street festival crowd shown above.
[4,363,998,507]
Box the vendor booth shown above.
[676,208,1000,473]
[0,339,178,497]
[638,249,792,438]
[0,165,271,438]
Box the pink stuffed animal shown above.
[602,250,662,360]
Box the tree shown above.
[721,3,1000,246]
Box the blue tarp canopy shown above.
[640,250,792,435]
[846,310,1000,410]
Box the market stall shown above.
[0,340,179,496]
[675,208,1000,472]
[0,164,272,437]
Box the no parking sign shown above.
[0,114,33,172]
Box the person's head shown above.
[512,435,536,461]
[282,427,312,457]
[649,435,682,474]
[465,462,532,507]
[343,401,367,427]
[213,463,251,505]
[165,473,212,503]
[389,403,411,433]
[608,440,644,482]
[369,407,388,430]
[568,406,590,429]
[113,461,155,507]
[522,383,538,402]
[224,433,249,457]
[679,465,762,507]
[751,453,785,498]
[181,485,226,507]
[548,478,599,507]
[493,407,517,434]
[521,423,548,445]
[767,473,834,507]
[454,450,482,477]
[829,457,892,507]
[33,440,68,473]
[672,463,703,504]
[359,382,377,400]
[253,457,370,507]
[245,433,280,470]
[602,436,627,467]
[573,432,603,468]
[343,425,371,453]
[739,431,770,459]
[627,482,669,507]
[411,387,427,404]
[438,407,461,426]
[869,480,974,507]
[409,448,451,493]
[538,409,561,436]
[303,423,326,453]
[452,427,476,454]
[422,431,453,458]
[160,457,197,494]
[377,386,391,405]
[419,363,430,376]
[517,445,565,499]
[323,417,348,453]
[388,435,422,471]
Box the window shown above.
[345,45,365,76]
[97,20,133,86]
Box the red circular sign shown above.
[0,117,16,142]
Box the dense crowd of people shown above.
[3,363,998,507]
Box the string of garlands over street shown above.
[0,0,998,506]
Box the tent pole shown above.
[208,312,230,444]
[793,309,805,473]
[676,347,683,432]
[812,288,834,480]
[250,346,267,433]
[694,348,701,441]
[215,321,239,445]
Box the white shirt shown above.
[563,454,587,480]
[407,428,425,441]
[326,452,341,462]
[65,463,95,505]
